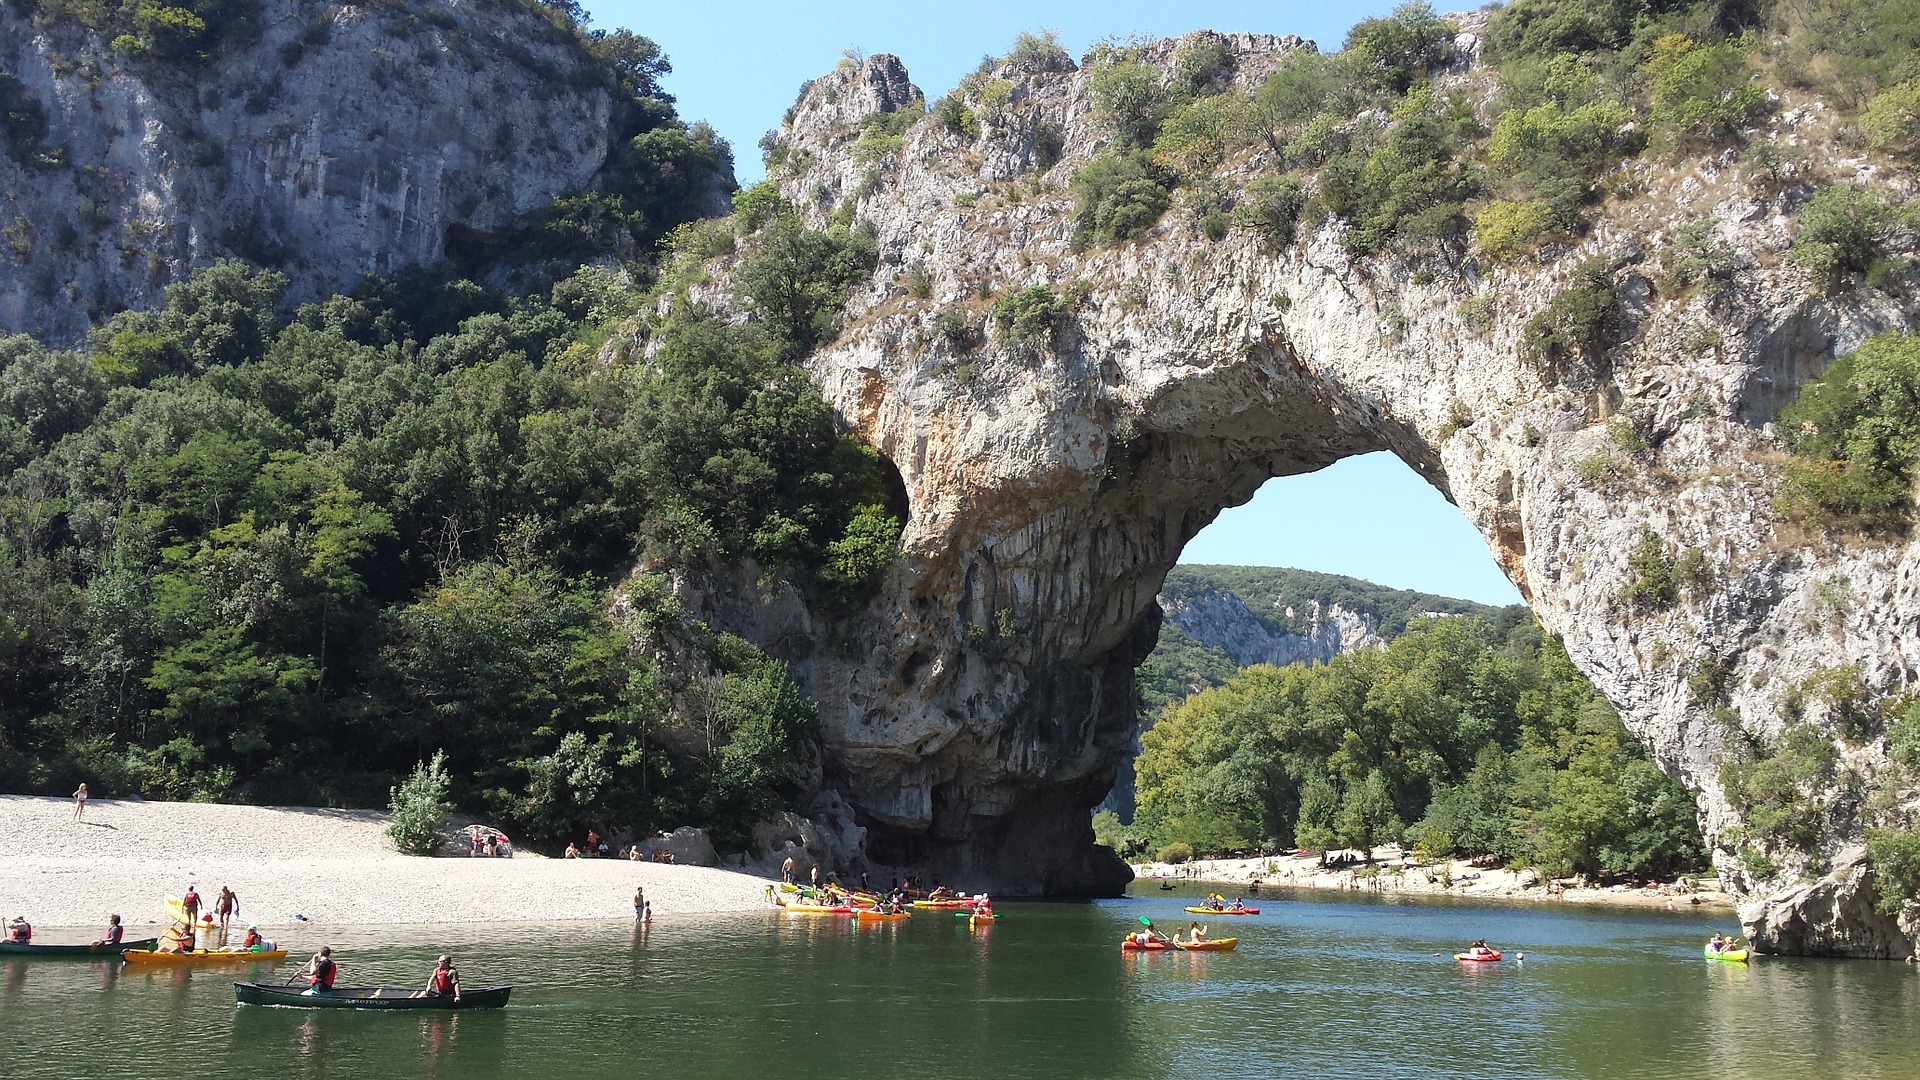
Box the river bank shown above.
[0,795,772,931]
[1132,848,1735,913]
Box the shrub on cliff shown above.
[1071,149,1173,246]
[734,213,878,358]
[1343,2,1456,94]
[991,283,1080,350]
[388,751,453,855]
[1789,186,1912,293]
[1519,257,1620,383]
[1866,826,1920,915]
[1776,330,1920,535]
[1719,724,1838,857]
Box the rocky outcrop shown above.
[1163,592,1381,669]
[699,32,1920,943]
[0,0,641,345]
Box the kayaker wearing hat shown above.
[425,955,461,1002]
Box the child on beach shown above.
[72,783,87,821]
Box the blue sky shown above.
[581,1,1525,607]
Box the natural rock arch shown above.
[723,41,1920,956]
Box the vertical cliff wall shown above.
[0,0,626,345]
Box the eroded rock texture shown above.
[0,0,645,345]
[736,36,1920,948]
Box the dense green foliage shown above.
[0,186,899,848]
[1127,616,1705,880]
[387,749,453,855]
[1776,331,1920,535]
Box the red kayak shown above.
[1455,949,1502,962]
[1121,939,1172,951]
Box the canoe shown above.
[1183,906,1258,915]
[911,899,974,910]
[0,938,158,957]
[779,900,853,914]
[1704,947,1749,963]
[234,982,510,1010]
[125,948,287,966]
[1175,938,1238,951]
[852,909,908,920]
[1454,950,1502,962]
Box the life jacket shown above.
[311,957,335,989]
[105,924,122,944]
[243,930,261,948]
[431,969,456,994]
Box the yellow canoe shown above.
[124,948,286,966]
[1174,937,1237,951]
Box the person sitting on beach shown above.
[564,843,580,859]
[425,955,461,1002]
[302,947,337,995]
[6,916,30,943]
[95,914,123,947]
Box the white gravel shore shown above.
[0,795,774,932]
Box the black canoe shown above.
[0,938,159,957]
[234,982,511,1010]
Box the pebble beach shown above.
[0,794,772,933]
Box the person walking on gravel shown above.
[72,783,87,821]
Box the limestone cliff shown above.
[1162,590,1380,670]
[711,30,1920,950]
[0,0,711,345]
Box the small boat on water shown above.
[1120,938,1172,951]
[1454,949,1502,962]
[1704,946,1749,963]
[125,948,287,966]
[0,938,159,957]
[852,908,908,921]
[1183,906,1258,916]
[775,900,855,915]
[1174,938,1237,951]
[911,898,975,910]
[234,982,510,1010]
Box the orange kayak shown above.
[125,948,286,966]
[1174,938,1237,951]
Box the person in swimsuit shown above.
[634,886,645,918]
[302,946,336,995]
[72,783,87,821]
[216,886,239,932]
[425,954,461,1001]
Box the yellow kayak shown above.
[1174,938,1237,951]
[124,948,286,966]
[1704,947,1749,963]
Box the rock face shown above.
[0,0,628,345]
[1162,591,1381,669]
[723,35,1920,946]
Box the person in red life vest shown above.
[5,915,30,943]
[181,885,201,922]
[425,954,461,1002]
[301,946,336,995]
[971,893,992,916]
[93,914,123,947]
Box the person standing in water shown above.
[216,886,239,932]
[633,886,645,918]
[71,783,87,821]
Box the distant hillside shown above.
[1108,566,1524,819]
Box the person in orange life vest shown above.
[425,954,461,1001]
[302,946,336,995]
[242,924,265,950]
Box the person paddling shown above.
[425,954,461,1002]
[302,946,337,996]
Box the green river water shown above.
[2,882,1916,1079]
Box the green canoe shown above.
[0,938,159,957]
[234,982,511,1010]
